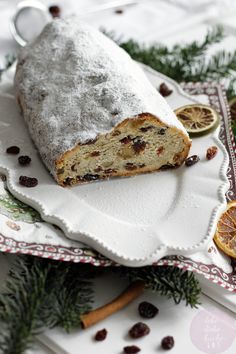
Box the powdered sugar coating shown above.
[14,18,188,177]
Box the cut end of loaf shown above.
[56,114,191,187]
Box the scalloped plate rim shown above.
[0,64,230,266]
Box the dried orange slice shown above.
[214,201,236,258]
[175,104,219,136]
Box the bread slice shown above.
[14,19,191,186]
[56,114,190,185]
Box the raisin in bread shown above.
[14,18,191,186]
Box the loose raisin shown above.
[159,83,173,97]
[6,146,20,154]
[124,345,141,353]
[115,9,123,14]
[206,146,218,160]
[83,174,99,181]
[95,328,107,341]
[18,155,31,166]
[138,301,159,319]
[133,140,146,153]
[49,5,61,18]
[161,336,174,350]
[19,176,38,187]
[185,155,200,167]
[129,322,150,339]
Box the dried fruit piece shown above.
[129,322,150,339]
[214,200,236,258]
[120,136,132,144]
[124,345,141,353]
[49,5,61,18]
[158,128,166,135]
[64,177,73,185]
[19,176,38,187]
[94,166,103,173]
[115,9,123,14]
[175,104,219,136]
[159,83,173,97]
[83,174,99,181]
[90,151,100,157]
[138,301,159,319]
[161,336,174,350]
[18,155,31,166]
[185,155,200,167]
[95,328,107,341]
[125,163,137,171]
[140,126,153,132]
[133,140,146,154]
[104,168,117,174]
[58,167,65,174]
[156,146,164,155]
[206,146,218,160]
[139,163,145,168]
[6,146,20,154]
[160,164,175,170]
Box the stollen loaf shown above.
[14,18,191,186]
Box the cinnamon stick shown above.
[81,280,145,329]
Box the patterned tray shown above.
[0,81,236,291]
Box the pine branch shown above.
[118,266,201,308]
[109,26,235,99]
[0,257,50,354]
[45,262,94,332]
[0,257,94,353]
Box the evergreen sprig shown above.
[0,257,93,354]
[104,26,236,99]
[118,266,201,308]
[0,256,201,353]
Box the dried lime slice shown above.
[174,104,219,136]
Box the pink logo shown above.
[190,307,236,353]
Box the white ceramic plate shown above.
[0,64,229,266]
